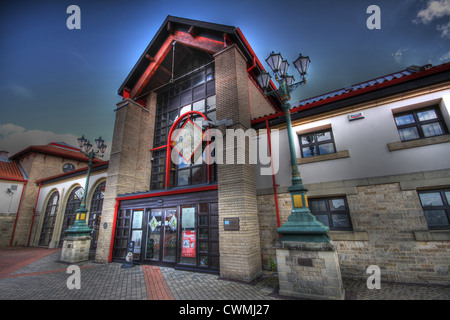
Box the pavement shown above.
[0,247,449,301]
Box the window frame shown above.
[393,106,448,142]
[308,196,353,231]
[418,189,450,230]
[299,128,337,158]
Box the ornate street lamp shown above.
[257,52,330,243]
[65,135,107,237]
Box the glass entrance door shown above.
[145,208,178,263]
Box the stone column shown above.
[95,96,155,263]
[214,44,262,281]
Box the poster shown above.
[181,230,196,258]
[182,207,195,229]
[132,210,143,229]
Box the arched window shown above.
[38,191,59,246]
[59,186,82,247]
[88,181,106,250]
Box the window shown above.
[38,191,59,246]
[394,106,447,141]
[299,129,336,158]
[151,64,216,190]
[418,189,450,230]
[59,187,82,247]
[309,197,353,231]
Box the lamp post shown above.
[257,52,330,243]
[64,135,107,237]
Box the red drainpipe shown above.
[10,180,28,246]
[27,182,42,246]
[108,198,120,262]
[266,120,281,229]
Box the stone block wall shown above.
[258,182,450,285]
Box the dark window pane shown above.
[310,200,327,213]
[329,199,346,211]
[424,210,449,226]
[422,122,444,137]
[315,215,330,227]
[302,146,317,158]
[317,131,332,142]
[398,127,420,141]
[331,214,351,228]
[318,143,335,155]
[177,169,190,186]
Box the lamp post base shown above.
[275,240,345,300]
[61,236,92,263]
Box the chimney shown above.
[0,150,10,162]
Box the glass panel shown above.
[318,143,335,155]
[180,90,192,106]
[199,255,208,267]
[329,199,346,211]
[206,95,216,111]
[422,122,444,137]
[192,99,205,113]
[163,208,177,262]
[419,192,443,207]
[398,127,420,141]
[310,200,327,213]
[417,109,438,122]
[168,110,178,126]
[317,131,332,142]
[198,242,208,252]
[199,228,208,239]
[315,215,329,227]
[193,85,205,101]
[146,209,162,261]
[331,214,351,228]
[180,104,191,117]
[199,215,208,226]
[424,210,449,226]
[302,146,317,158]
[301,134,315,145]
[192,73,205,87]
[192,166,205,184]
[445,191,450,204]
[177,169,190,186]
[180,206,196,265]
[395,114,415,126]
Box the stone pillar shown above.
[214,44,262,281]
[275,241,345,300]
[95,96,155,263]
[61,236,91,263]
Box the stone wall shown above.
[258,182,450,285]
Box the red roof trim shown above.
[251,62,450,125]
[10,144,102,164]
[0,161,26,181]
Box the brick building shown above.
[3,16,449,286]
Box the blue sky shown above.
[1,0,449,156]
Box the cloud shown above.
[392,49,407,64]
[8,84,34,99]
[414,0,450,38]
[0,124,111,160]
[439,50,450,61]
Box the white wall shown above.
[0,181,25,214]
[255,89,450,189]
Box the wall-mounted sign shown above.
[224,217,240,231]
[181,230,196,258]
[182,207,195,229]
[348,112,365,121]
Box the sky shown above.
[1,0,449,157]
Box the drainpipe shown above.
[10,180,28,246]
[27,182,42,246]
[108,198,120,262]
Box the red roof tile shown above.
[10,143,102,164]
[0,161,26,181]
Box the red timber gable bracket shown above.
[129,30,227,100]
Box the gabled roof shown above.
[0,160,27,181]
[10,142,101,164]
[118,15,281,110]
[252,62,450,127]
